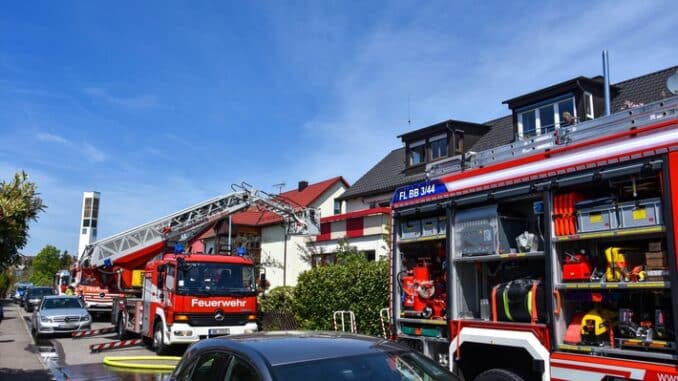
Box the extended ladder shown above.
[80,183,320,268]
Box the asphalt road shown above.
[7,301,175,381]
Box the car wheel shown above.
[153,321,170,355]
[474,369,525,381]
[31,326,41,340]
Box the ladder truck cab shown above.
[390,96,678,381]
[114,251,259,355]
[77,183,318,354]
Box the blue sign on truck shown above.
[392,180,448,203]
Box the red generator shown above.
[563,251,593,281]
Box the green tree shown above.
[0,171,45,269]
[59,250,73,270]
[28,245,62,286]
[0,268,16,298]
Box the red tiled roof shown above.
[230,177,349,227]
[321,207,391,223]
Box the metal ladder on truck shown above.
[79,182,320,269]
[427,96,678,179]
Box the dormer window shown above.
[517,96,575,138]
[400,120,489,172]
[429,134,448,160]
[408,140,426,166]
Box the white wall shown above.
[260,224,310,288]
[344,192,392,213]
[313,235,389,261]
[261,180,348,288]
[317,181,347,217]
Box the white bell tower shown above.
[78,191,100,260]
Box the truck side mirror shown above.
[157,272,164,289]
[258,272,269,290]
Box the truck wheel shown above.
[153,321,170,355]
[474,369,525,381]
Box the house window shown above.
[333,199,341,215]
[408,140,425,166]
[429,134,448,160]
[520,110,537,137]
[584,92,594,120]
[312,253,336,267]
[518,96,576,138]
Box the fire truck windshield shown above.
[176,262,256,296]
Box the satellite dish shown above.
[668,70,678,95]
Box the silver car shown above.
[32,295,92,338]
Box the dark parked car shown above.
[23,287,55,312]
[170,331,460,381]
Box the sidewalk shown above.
[0,300,51,381]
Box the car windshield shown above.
[177,262,256,296]
[29,288,54,297]
[272,351,459,381]
[42,298,84,309]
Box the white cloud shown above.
[278,1,677,183]
[83,86,159,109]
[82,142,107,162]
[36,132,70,144]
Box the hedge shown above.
[259,286,295,314]
[293,257,389,337]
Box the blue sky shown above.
[1,1,676,256]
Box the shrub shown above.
[259,286,295,314]
[293,258,389,337]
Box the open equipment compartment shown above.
[451,193,546,323]
[550,161,676,361]
[394,206,449,342]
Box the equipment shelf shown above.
[558,344,678,361]
[454,251,544,263]
[397,234,446,244]
[555,281,671,290]
[397,333,450,343]
[554,226,665,242]
[397,317,447,326]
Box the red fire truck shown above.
[390,96,678,380]
[75,183,319,353]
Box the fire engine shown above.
[390,95,678,380]
[75,183,319,354]
[53,269,71,295]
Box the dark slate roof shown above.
[611,65,677,111]
[341,65,678,200]
[470,114,514,152]
[472,65,678,152]
[337,147,425,201]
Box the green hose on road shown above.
[103,356,181,371]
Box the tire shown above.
[152,321,170,355]
[31,326,41,340]
[474,369,525,381]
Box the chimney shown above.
[298,181,309,192]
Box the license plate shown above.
[209,328,230,336]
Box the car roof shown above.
[43,295,80,300]
[187,331,408,367]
